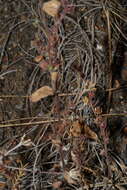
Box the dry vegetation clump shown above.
[0,0,127,189]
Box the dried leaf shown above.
[84,125,98,141]
[70,121,98,140]
[70,120,82,137]
[42,0,61,17]
[34,55,43,63]
[30,86,54,102]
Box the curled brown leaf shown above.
[70,120,98,140]
[30,86,54,102]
